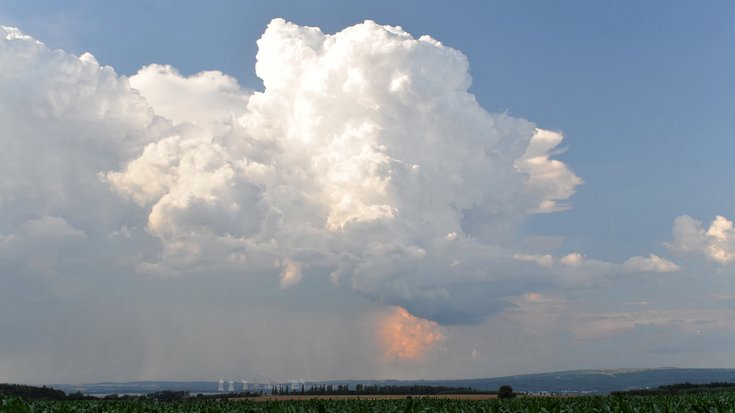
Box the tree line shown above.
[270,383,491,395]
[1,382,511,401]
[612,382,735,396]
[0,384,81,400]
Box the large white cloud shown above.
[106,19,585,324]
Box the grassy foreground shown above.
[3,393,735,413]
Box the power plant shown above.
[215,378,307,393]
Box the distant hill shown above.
[54,381,219,396]
[417,368,735,394]
[53,368,735,396]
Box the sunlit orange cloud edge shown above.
[379,306,445,362]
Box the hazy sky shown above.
[1,1,734,385]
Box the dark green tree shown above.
[498,385,515,399]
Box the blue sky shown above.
[1,1,734,384]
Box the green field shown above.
[3,393,735,413]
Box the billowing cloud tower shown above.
[110,19,581,324]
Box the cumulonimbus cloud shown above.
[111,19,586,323]
[2,20,587,325]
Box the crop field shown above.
[3,393,735,413]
